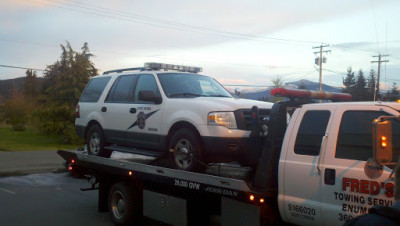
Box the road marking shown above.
[0,188,16,195]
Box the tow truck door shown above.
[320,106,398,226]
[280,106,335,226]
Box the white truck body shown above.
[61,100,400,226]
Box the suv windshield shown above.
[157,73,232,98]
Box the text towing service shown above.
[59,87,400,226]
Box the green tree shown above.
[386,82,399,101]
[342,67,356,94]
[37,42,97,144]
[23,69,38,100]
[367,69,377,101]
[353,69,368,101]
[4,90,30,131]
[271,76,284,103]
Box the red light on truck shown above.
[249,195,255,201]
[68,166,73,171]
[271,88,352,101]
[75,104,80,118]
[71,159,75,164]
[128,171,133,176]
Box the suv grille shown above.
[234,108,270,131]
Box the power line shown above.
[0,38,313,71]
[26,0,321,45]
[0,64,45,71]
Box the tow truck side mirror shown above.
[372,118,393,166]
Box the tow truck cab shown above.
[272,95,400,225]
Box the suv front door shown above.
[126,74,163,151]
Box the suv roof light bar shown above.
[103,67,148,74]
[144,62,202,73]
[271,88,352,101]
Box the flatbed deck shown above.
[57,149,272,203]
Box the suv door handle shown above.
[324,168,336,185]
[130,108,137,114]
[101,107,107,112]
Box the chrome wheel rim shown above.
[89,132,100,154]
[174,138,193,169]
[111,191,126,220]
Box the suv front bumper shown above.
[202,136,263,166]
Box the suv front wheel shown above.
[86,124,110,157]
[169,128,204,172]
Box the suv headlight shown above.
[208,112,237,129]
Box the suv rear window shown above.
[79,77,111,102]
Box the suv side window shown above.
[79,77,111,102]
[134,74,161,104]
[106,75,137,103]
[294,110,330,156]
[335,110,400,161]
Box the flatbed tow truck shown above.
[58,88,400,226]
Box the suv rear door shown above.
[102,74,138,145]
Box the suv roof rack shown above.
[102,63,202,75]
[103,67,149,75]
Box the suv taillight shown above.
[75,104,80,118]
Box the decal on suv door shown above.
[127,110,159,130]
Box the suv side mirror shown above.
[372,117,393,165]
[139,90,162,104]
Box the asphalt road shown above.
[0,172,113,226]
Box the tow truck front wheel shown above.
[169,128,204,172]
[108,183,142,226]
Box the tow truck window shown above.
[335,111,400,162]
[294,110,330,156]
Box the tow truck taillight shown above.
[75,104,80,118]
[271,88,352,101]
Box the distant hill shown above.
[0,77,44,102]
[241,79,341,101]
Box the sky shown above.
[1,0,399,90]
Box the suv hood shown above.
[183,97,273,111]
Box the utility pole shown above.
[313,44,331,92]
[371,54,389,101]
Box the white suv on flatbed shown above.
[75,63,273,171]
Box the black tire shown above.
[169,128,204,172]
[86,124,110,157]
[108,183,142,226]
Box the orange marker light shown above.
[260,198,265,203]
[381,136,387,147]
[128,171,133,176]
[249,195,255,201]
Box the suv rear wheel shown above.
[86,124,110,157]
[169,128,204,172]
